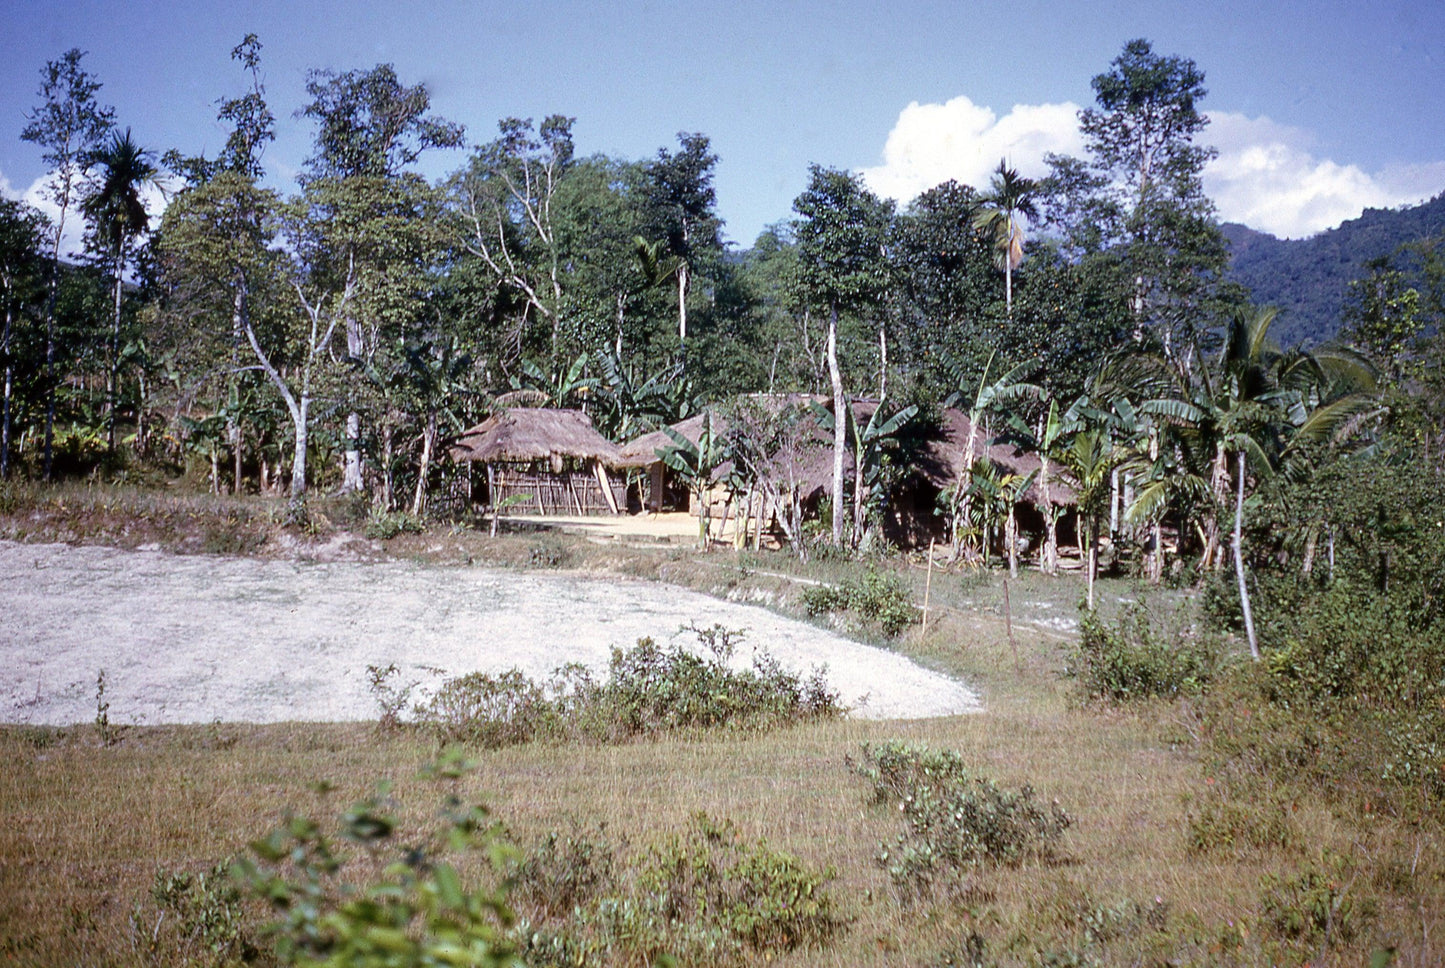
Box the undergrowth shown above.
[376,624,844,747]
[848,741,1072,904]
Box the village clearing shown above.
[0,539,981,726]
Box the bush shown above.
[1258,852,1373,952]
[133,861,254,966]
[1068,602,1228,703]
[408,625,844,747]
[802,567,917,637]
[517,813,841,967]
[849,741,1072,902]
[364,509,424,540]
[234,756,521,968]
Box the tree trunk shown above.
[1039,455,1056,575]
[1232,449,1260,660]
[1006,503,1019,578]
[290,393,309,501]
[410,411,436,517]
[232,422,243,495]
[677,261,689,343]
[107,244,123,454]
[1203,439,1229,570]
[343,410,363,493]
[827,304,846,546]
[1,299,12,479]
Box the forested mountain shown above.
[1223,191,1445,347]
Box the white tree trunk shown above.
[1232,450,1260,660]
[827,306,846,546]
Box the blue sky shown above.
[2,0,1442,249]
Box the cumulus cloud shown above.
[863,98,1445,238]
[1203,111,1443,238]
[3,167,170,264]
[858,95,1083,204]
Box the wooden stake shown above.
[921,538,935,635]
[1004,577,1020,676]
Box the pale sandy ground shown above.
[0,540,981,726]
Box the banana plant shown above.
[658,411,728,548]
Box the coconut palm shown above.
[83,127,156,452]
[973,160,1039,318]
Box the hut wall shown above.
[486,463,625,515]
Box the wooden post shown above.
[1004,577,1020,676]
[921,538,935,635]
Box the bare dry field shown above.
[0,539,980,726]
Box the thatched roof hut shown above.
[450,408,624,516]
[451,408,623,469]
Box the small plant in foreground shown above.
[133,861,252,965]
[234,752,520,968]
[849,741,1072,903]
[516,813,842,967]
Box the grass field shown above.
[0,484,1439,966]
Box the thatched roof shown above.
[615,397,1075,509]
[449,408,623,466]
[913,408,1075,507]
[615,413,729,468]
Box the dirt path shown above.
[0,541,981,726]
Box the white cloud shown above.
[863,98,1445,239]
[9,168,171,265]
[1203,112,1442,238]
[859,96,1083,205]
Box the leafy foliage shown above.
[801,567,917,637]
[406,625,843,747]
[1069,601,1229,702]
[849,741,1072,902]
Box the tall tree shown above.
[21,48,114,478]
[792,165,893,545]
[973,160,1038,318]
[643,133,722,349]
[1043,39,1231,360]
[83,127,157,452]
[299,63,463,493]
[452,115,575,367]
[0,199,47,478]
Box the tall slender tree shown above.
[21,49,114,478]
[792,165,893,545]
[83,127,157,452]
[973,160,1038,318]
[299,63,463,493]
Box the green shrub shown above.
[234,757,521,968]
[517,813,840,967]
[409,626,844,747]
[514,824,617,919]
[134,861,253,966]
[802,567,917,637]
[364,509,424,540]
[1258,852,1373,951]
[1068,602,1228,702]
[849,741,1072,902]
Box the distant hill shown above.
[1222,192,1445,347]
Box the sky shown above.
[2,0,1443,253]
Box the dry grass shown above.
[0,490,1440,966]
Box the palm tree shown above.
[83,127,156,452]
[1196,305,1377,658]
[973,160,1038,318]
[1057,426,1127,610]
[946,350,1040,558]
